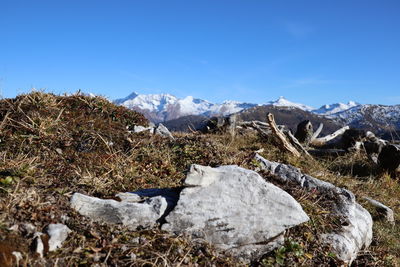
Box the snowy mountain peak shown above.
[267,96,314,111]
[348,101,357,106]
[115,93,177,112]
[114,92,139,104]
[314,101,359,115]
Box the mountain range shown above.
[115,92,400,138]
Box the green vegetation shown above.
[0,92,398,266]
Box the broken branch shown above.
[266,113,301,157]
[310,126,350,147]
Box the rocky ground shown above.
[0,92,399,266]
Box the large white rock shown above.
[161,164,309,261]
[254,153,373,264]
[70,193,167,229]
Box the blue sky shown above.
[1,0,400,107]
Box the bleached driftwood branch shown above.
[310,126,350,147]
[311,123,323,141]
[286,130,312,158]
[251,121,271,139]
[266,113,301,157]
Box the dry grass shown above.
[0,92,398,266]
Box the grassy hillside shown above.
[0,93,398,266]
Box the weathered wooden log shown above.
[251,121,271,139]
[237,121,287,134]
[237,121,271,133]
[238,121,270,128]
[310,126,350,147]
[266,113,301,157]
[311,123,323,141]
[378,144,400,173]
[286,131,312,158]
[294,120,313,145]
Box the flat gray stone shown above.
[70,193,167,229]
[162,164,309,262]
[46,223,71,251]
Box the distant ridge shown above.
[115,92,361,122]
[115,92,400,138]
[114,92,257,122]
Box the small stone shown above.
[46,223,71,251]
[154,123,174,140]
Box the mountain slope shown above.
[115,92,400,138]
[329,104,400,138]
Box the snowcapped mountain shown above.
[313,101,359,115]
[115,92,400,138]
[328,104,400,133]
[267,96,314,111]
[115,92,365,123]
[115,93,320,122]
[114,92,257,122]
[115,92,178,112]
